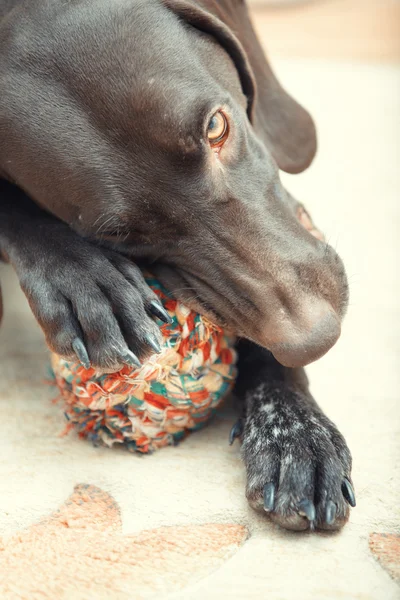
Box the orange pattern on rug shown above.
[369,533,400,583]
[0,484,248,600]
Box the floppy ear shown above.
[162,0,256,121]
[162,0,317,174]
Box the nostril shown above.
[269,310,341,368]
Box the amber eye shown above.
[207,111,228,147]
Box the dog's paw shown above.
[237,386,355,531]
[15,228,171,371]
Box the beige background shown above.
[249,0,400,62]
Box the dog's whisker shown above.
[169,286,198,294]
[92,213,106,229]
[95,214,121,236]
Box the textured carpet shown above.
[0,59,399,600]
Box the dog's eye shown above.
[207,111,228,147]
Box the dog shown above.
[0,0,355,531]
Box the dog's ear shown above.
[163,0,316,174]
[162,0,256,121]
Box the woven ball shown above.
[51,275,237,453]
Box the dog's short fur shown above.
[0,0,355,530]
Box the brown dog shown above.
[0,0,355,530]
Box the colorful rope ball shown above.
[51,275,238,453]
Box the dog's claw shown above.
[149,300,172,324]
[263,482,276,512]
[298,499,316,522]
[72,338,90,370]
[145,333,162,354]
[120,350,141,368]
[229,419,243,445]
[325,500,337,525]
[341,478,356,507]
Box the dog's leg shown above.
[0,181,170,370]
[233,339,355,531]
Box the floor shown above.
[0,1,399,599]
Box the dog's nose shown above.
[267,301,341,368]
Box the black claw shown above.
[149,300,172,324]
[72,338,90,370]
[325,500,337,525]
[229,419,243,445]
[120,350,141,368]
[342,478,356,507]
[145,333,162,354]
[298,499,316,522]
[263,482,276,512]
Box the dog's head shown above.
[2,0,348,367]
